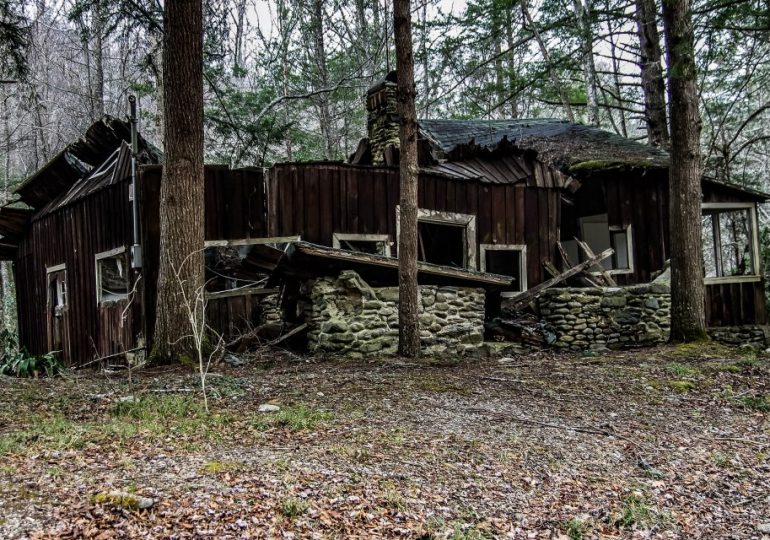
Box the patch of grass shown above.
[200,460,239,475]
[708,362,742,374]
[330,444,372,463]
[91,491,148,511]
[110,394,235,437]
[448,524,493,540]
[279,496,308,519]
[0,415,88,455]
[614,493,662,529]
[110,394,206,421]
[565,518,587,540]
[712,452,730,468]
[379,480,405,510]
[738,394,770,412]
[667,341,730,360]
[667,380,695,393]
[252,404,333,432]
[664,362,698,377]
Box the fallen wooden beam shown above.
[575,237,617,286]
[556,242,600,287]
[507,248,614,308]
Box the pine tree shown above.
[151,0,205,360]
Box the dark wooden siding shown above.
[15,165,267,367]
[267,162,561,287]
[15,180,137,365]
[705,281,768,326]
[140,165,267,349]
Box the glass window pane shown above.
[99,255,128,302]
[719,209,754,276]
[611,231,629,270]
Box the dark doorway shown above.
[484,249,524,291]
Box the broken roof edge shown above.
[284,241,513,288]
[702,177,770,201]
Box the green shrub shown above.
[0,330,63,377]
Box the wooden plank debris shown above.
[507,247,614,308]
[575,237,617,286]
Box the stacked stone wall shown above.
[707,326,767,348]
[366,83,399,164]
[307,271,485,357]
[538,284,671,351]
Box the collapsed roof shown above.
[418,118,670,171]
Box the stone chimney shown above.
[366,71,399,164]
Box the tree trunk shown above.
[573,0,599,126]
[394,0,420,358]
[636,0,670,149]
[310,0,334,160]
[151,0,205,360]
[521,0,575,123]
[504,5,519,118]
[92,1,105,119]
[233,0,246,71]
[662,0,707,342]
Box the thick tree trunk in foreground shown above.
[662,0,707,342]
[151,0,205,360]
[636,0,670,149]
[394,0,420,358]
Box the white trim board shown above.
[396,206,477,269]
[702,202,761,280]
[479,243,527,292]
[332,233,392,257]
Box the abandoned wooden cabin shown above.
[1,75,768,365]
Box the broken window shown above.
[480,244,527,292]
[96,250,129,304]
[204,237,299,294]
[397,207,477,269]
[418,221,465,267]
[579,213,633,273]
[702,205,758,279]
[46,264,67,308]
[332,234,391,256]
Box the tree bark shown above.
[636,0,670,149]
[310,0,334,160]
[394,0,420,358]
[573,0,600,126]
[662,0,707,342]
[151,0,205,360]
[521,0,575,123]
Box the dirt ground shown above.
[0,343,768,539]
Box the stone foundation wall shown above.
[538,284,671,351]
[708,326,767,349]
[307,271,485,357]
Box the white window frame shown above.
[702,202,761,284]
[332,233,392,257]
[95,246,129,306]
[479,243,527,296]
[579,215,635,275]
[203,236,301,249]
[396,206,477,269]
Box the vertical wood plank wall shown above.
[266,162,561,288]
[15,181,136,365]
[15,165,266,367]
[140,165,267,351]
